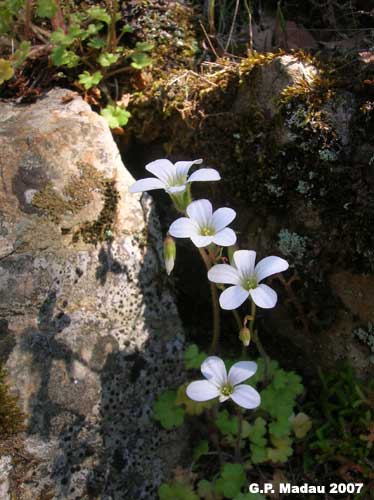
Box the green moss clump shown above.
[73,179,119,244]
[0,364,25,437]
[32,163,105,223]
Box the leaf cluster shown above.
[305,364,374,478]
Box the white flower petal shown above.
[208,264,240,285]
[187,168,221,183]
[175,159,203,178]
[186,199,213,227]
[201,356,227,386]
[249,283,277,309]
[230,384,261,409]
[211,207,236,232]
[228,361,257,386]
[212,228,237,247]
[190,234,213,247]
[219,285,249,310]
[167,185,187,194]
[255,256,289,282]
[186,380,220,402]
[233,250,257,279]
[145,159,175,183]
[169,217,198,238]
[128,178,165,193]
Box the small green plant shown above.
[100,105,131,129]
[305,364,374,481]
[0,1,151,129]
[154,344,310,499]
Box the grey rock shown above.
[0,89,185,499]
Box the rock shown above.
[330,271,374,324]
[0,455,11,500]
[233,55,318,119]
[0,89,185,499]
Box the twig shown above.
[224,0,240,53]
[199,20,219,59]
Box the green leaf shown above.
[289,412,312,439]
[68,24,86,40]
[192,440,209,461]
[249,417,267,446]
[98,52,120,68]
[184,344,207,370]
[88,7,111,24]
[51,47,79,68]
[135,41,154,52]
[121,24,133,34]
[197,480,218,500]
[176,383,215,415]
[13,41,30,68]
[0,58,14,85]
[268,435,293,463]
[86,22,104,36]
[78,71,103,90]
[269,416,291,438]
[250,444,268,464]
[36,0,57,18]
[153,390,184,430]
[130,52,152,70]
[88,38,106,49]
[215,463,246,499]
[216,409,238,436]
[50,29,75,46]
[158,482,199,500]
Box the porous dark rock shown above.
[0,89,186,499]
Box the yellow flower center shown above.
[200,226,215,236]
[220,383,234,397]
[244,277,257,290]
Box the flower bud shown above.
[239,327,251,346]
[163,235,176,275]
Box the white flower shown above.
[169,199,237,248]
[128,158,220,194]
[186,356,261,410]
[208,250,289,310]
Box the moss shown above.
[32,163,120,245]
[0,364,25,437]
[32,163,105,223]
[73,179,119,245]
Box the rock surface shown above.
[0,89,185,499]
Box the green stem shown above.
[235,408,243,462]
[248,302,270,383]
[252,328,270,383]
[199,248,220,354]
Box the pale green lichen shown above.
[278,229,308,266]
[318,148,337,162]
[353,323,374,364]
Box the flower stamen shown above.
[244,277,257,290]
[220,383,234,397]
[200,226,215,236]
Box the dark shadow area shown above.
[9,192,186,499]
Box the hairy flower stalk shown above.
[186,356,261,410]
[169,199,237,352]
